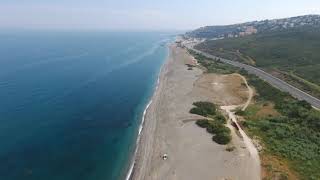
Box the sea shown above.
[0,31,175,180]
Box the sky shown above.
[1,0,320,31]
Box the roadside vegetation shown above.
[195,27,320,99]
[188,49,238,74]
[190,101,231,145]
[237,73,320,180]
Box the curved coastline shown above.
[125,43,171,180]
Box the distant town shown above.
[186,14,320,40]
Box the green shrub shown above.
[297,100,312,110]
[239,68,249,76]
[193,101,216,114]
[212,132,232,145]
[206,121,231,135]
[206,121,223,134]
[195,119,209,128]
[190,107,205,116]
[215,114,227,124]
[190,101,216,116]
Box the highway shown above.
[188,47,320,109]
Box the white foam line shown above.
[138,100,153,135]
[125,98,152,180]
[125,48,165,180]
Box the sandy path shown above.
[221,105,260,166]
[131,45,261,180]
[235,74,253,111]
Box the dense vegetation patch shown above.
[195,119,231,145]
[189,101,216,117]
[240,74,320,180]
[212,132,231,145]
[191,102,231,145]
[195,119,210,128]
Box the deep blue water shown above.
[0,31,173,180]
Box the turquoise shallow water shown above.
[0,31,174,180]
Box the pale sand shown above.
[131,44,260,180]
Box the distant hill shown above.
[186,15,320,39]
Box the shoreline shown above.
[125,99,152,180]
[125,43,171,180]
[130,43,260,180]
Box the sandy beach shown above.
[131,44,260,180]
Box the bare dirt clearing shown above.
[193,73,249,106]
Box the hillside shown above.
[193,26,320,99]
[186,15,320,39]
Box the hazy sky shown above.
[1,0,320,31]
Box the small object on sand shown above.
[162,153,168,160]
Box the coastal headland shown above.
[131,44,260,180]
